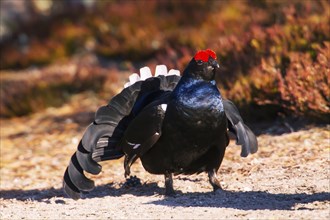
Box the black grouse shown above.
[63,49,258,199]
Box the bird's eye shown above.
[197,60,204,65]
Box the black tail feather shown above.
[68,153,95,191]
[76,141,102,175]
[63,168,81,200]
[63,74,181,199]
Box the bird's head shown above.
[183,49,220,81]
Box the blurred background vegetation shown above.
[0,0,329,123]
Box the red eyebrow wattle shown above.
[206,49,217,60]
[194,49,217,62]
[194,50,210,62]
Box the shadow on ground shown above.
[1,183,329,211]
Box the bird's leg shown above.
[124,154,138,178]
[164,172,175,196]
[208,169,222,191]
[124,155,131,177]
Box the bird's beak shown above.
[211,60,220,70]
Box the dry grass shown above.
[0,89,329,219]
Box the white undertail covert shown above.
[124,65,180,88]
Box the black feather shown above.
[67,153,95,191]
[63,168,81,200]
[63,58,258,199]
[76,141,101,174]
[223,100,258,157]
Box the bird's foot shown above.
[208,169,222,192]
[123,175,142,188]
[124,169,130,178]
[164,172,176,196]
[212,184,223,192]
[165,187,176,197]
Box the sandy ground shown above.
[1,92,329,219]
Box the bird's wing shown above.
[223,100,258,157]
[121,101,168,174]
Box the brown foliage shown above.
[0,62,117,117]
[0,0,329,121]
[226,43,330,121]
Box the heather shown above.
[0,0,329,121]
